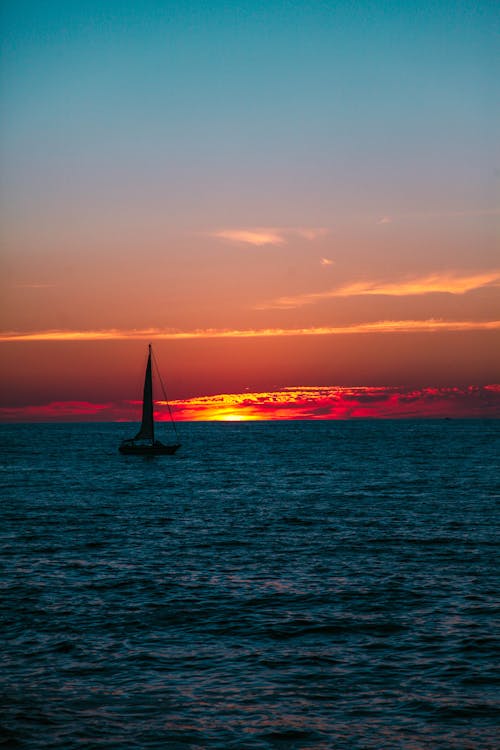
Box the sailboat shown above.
[119,344,181,455]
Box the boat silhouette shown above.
[119,344,181,455]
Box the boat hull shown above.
[119,442,181,455]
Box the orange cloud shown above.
[336,271,500,297]
[3,386,499,422]
[213,229,286,246]
[165,385,500,421]
[211,227,328,246]
[261,270,500,308]
[1,319,499,342]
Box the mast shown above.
[134,343,155,443]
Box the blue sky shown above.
[2,0,498,229]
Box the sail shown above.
[134,346,154,442]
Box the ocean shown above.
[1,420,499,749]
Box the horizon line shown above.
[2,384,499,423]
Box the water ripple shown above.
[1,420,499,749]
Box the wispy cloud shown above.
[167,385,500,421]
[336,271,500,297]
[0,401,116,422]
[212,209,499,247]
[211,227,328,246]
[1,319,499,343]
[3,385,499,422]
[212,229,286,246]
[260,270,500,309]
[320,257,334,266]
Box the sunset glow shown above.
[2,386,499,423]
[165,385,500,421]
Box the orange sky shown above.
[2,224,499,420]
[1,2,499,421]
[1,330,499,421]
[1,382,499,423]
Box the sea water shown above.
[1,420,499,749]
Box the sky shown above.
[1,0,499,421]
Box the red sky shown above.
[0,333,499,421]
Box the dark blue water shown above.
[1,420,499,749]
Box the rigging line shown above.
[151,348,180,442]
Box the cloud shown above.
[0,401,117,422]
[211,227,328,246]
[211,209,499,248]
[1,319,499,342]
[260,270,500,309]
[335,271,500,297]
[212,229,286,246]
[170,384,500,420]
[320,257,334,266]
[3,385,499,422]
